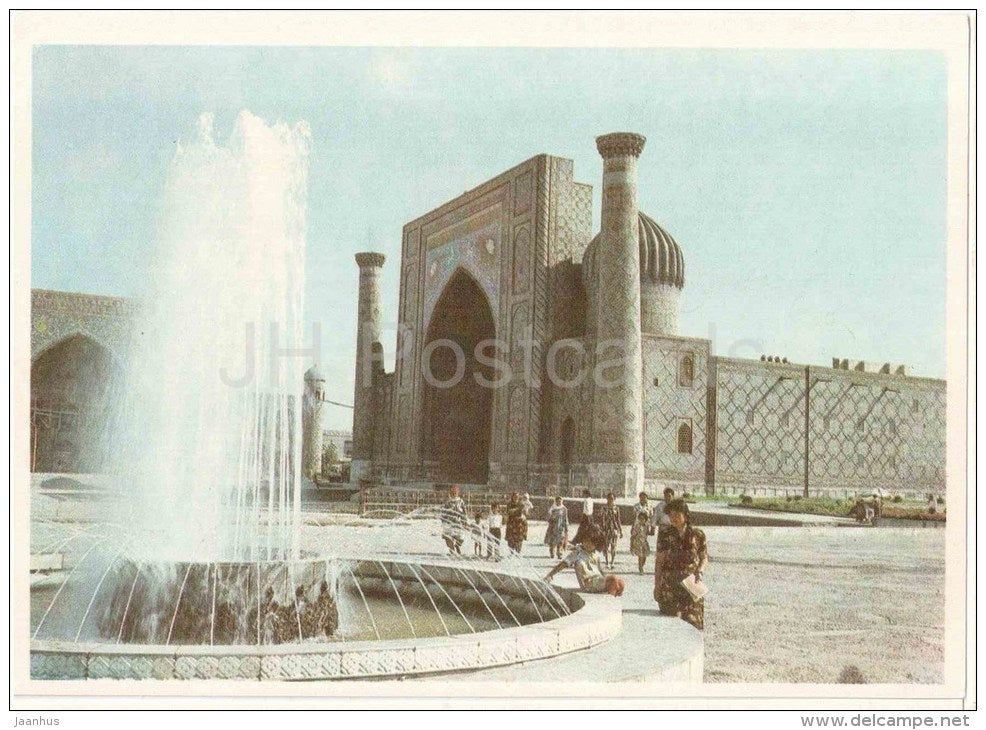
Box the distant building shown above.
[302,366,326,479]
[28,134,946,499]
[349,132,946,498]
[323,430,353,463]
[30,289,135,474]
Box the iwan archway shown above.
[30,334,119,473]
[420,269,496,484]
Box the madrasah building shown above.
[343,132,946,498]
[29,132,946,499]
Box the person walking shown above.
[633,491,654,525]
[471,512,486,558]
[505,492,528,555]
[486,502,503,560]
[521,492,534,519]
[653,499,709,630]
[594,492,623,568]
[653,487,675,539]
[543,496,569,559]
[571,512,593,547]
[633,491,656,547]
[441,485,467,555]
[629,510,651,573]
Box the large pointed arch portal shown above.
[30,334,119,473]
[421,269,496,484]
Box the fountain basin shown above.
[31,560,621,680]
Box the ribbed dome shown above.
[638,212,684,288]
[304,365,325,382]
[581,211,684,289]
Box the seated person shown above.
[543,528,625,596]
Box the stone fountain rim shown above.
[30,591,604,657]
[30,559,621,680]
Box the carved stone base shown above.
[586,462,644,498]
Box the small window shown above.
[823,417,831,431]
[679,354,695,388]
[855,419,865,432]
[911,399,920,414]
[653,377,660,387]
[780,413,790,427]
[745,412,755,426]
[888,420,898,435]
[677,422,693,454]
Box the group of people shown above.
[437,485,709,630]
[439,487,533,560]
[547,488,709,630]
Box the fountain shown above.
[112,110,309,564]
[29,111,621,681]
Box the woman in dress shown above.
[593,492,623,568]
[632,491,653,525]
[505,491,528,555]
[543,496,569,559]
[653,498,708,630]
[571,513,593,547]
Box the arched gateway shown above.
[420,269,495,484]
[30,334,119,473]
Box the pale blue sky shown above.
[32,46,947,430]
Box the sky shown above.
[32,46,947,431]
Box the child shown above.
[471,512,485,557]
[630,510,651,573]
[486,503,503,560]
[544,528,625,596]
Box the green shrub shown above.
[892,495,903,503]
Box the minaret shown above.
[591,132,646,497]
[352,252,385,483]
[302,366,326,480]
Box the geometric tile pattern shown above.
[31,289,138,361]
[714,359,806,492]
[590,151,644,467]
[331,148,948,500]
[91,653,176,680]
[31,652,87,680]
[642,336,710,489]
[715,359,947,496]
[806,369,946,494]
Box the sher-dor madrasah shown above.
[31,133,945,499]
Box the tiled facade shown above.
[354,134,947,499]
[27,136,947,498]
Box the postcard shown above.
[10,10,975,713]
